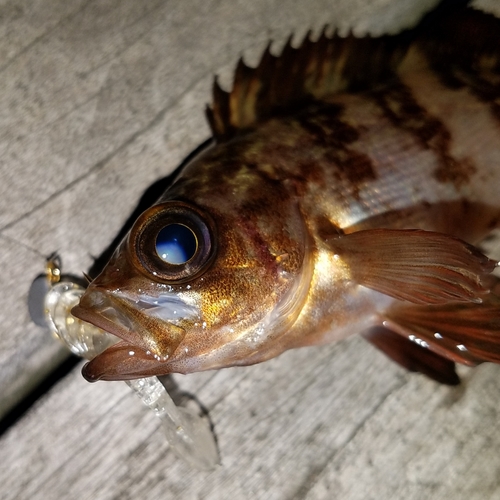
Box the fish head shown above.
[72,151,312,381]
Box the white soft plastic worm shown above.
[42,259,219,470]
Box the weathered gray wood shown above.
[2,340,500,500]
[2,0,500,499]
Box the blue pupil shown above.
[155,224,197,265]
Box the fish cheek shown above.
[198,266,277,332]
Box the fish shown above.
[72,3,500,386]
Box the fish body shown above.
[73,5,500,383]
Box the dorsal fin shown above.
[206,29,410,141]
[206,4,500,143]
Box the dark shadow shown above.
[0,355,80,437]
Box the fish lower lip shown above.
[81,341,165,382]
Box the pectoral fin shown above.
[381,294,500,367]
[332,229,497,304]
[363,326,459,385]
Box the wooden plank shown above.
[2,340,500,499]
[2,0,500,499]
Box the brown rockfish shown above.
[73,5,500,386]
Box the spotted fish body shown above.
[73,5,500,384]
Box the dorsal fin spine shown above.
[207,5,500,143]
[207,28,409,142]
[206,77,230,138]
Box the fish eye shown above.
[130,201,216,283]
[155,224,197,265]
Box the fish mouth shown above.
[72,289,135,343]
[71,287,188,381]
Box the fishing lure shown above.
[36,256,218,469]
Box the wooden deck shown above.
[1,1,500,498]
